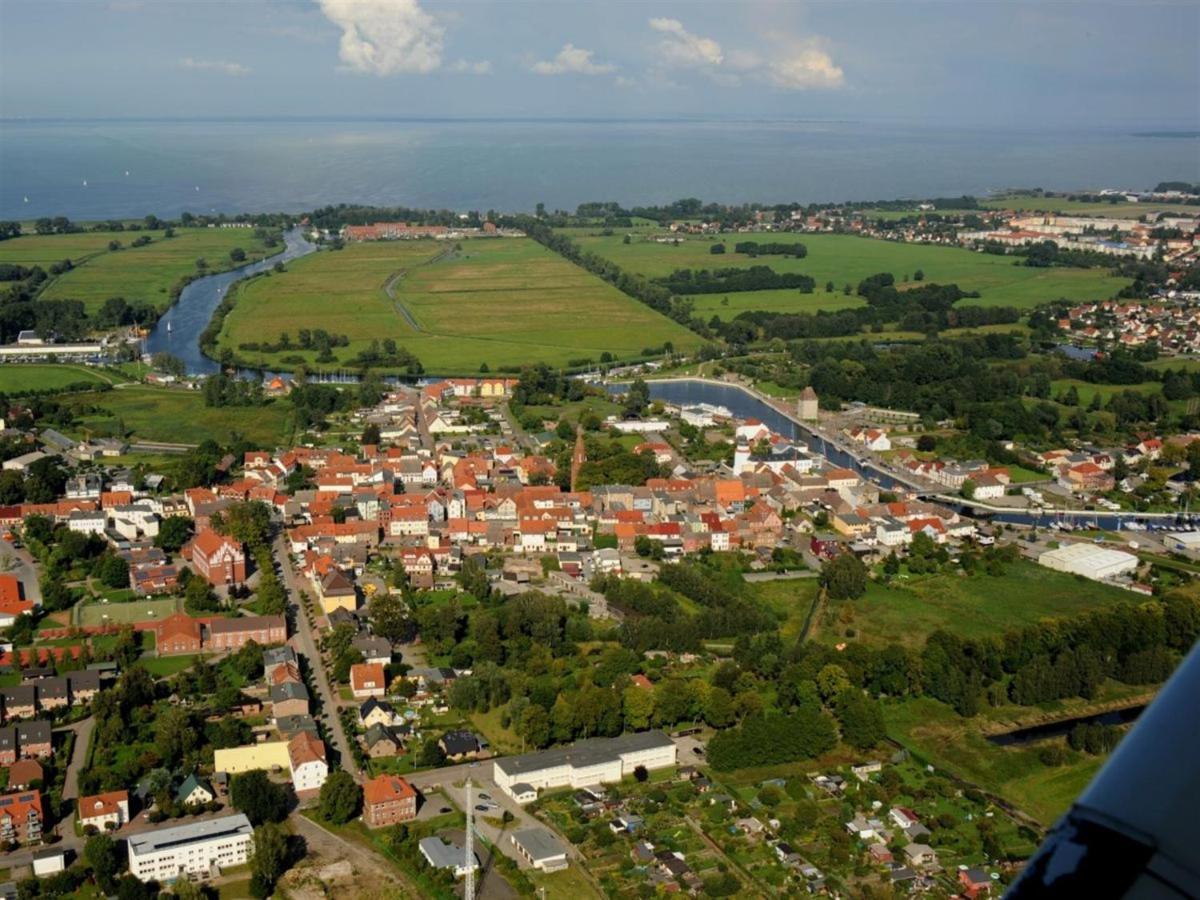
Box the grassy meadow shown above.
[219,238,701,373]
[568,231,1130,316]
[0,364,118,393]
[820,561,1137,650]
[1,227,278,313]
[60,385,295,446]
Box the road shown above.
[57,715,95,802]
[272,531,359,779]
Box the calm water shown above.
[1,118,1197,219]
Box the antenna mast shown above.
[464,778,475,900]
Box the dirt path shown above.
[291,814,420,898]
[382,247,456,332]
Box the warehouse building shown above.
[127,813,254,883]
[510,828,569,872]
[493,730,676,802]
[1038,542,1138,581]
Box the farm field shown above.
[39,228,278,312]
[0,364,117,393]
[821,560,1136,649]
[568,231,1130,315]
[219,238,701,373]
[60,385,296,446]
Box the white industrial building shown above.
[127,813,254,883]
[1038,542,1138,581]
[1164,531,1200,557]
[493,730,677,802]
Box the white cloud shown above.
[179,57,251,76]
[646,17,844,91]
[531,43,616,76]
[450,59,492,75]
[648,17,723,69]
[768,44,845,90]
[317,0,443,75]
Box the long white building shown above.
[127,813,254,883]
[493,730,677,803]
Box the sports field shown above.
[1,227,278,313]
[219,238,700,372]
[570,232,1130,315]
[0,364,117,393]
[61,385,295,446]
[78,596,179,626]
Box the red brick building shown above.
[205,615,286,652]
[188,529,247,587]
[362,774,418,828]
[155,614,203,655]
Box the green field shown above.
[0,364,118,393]
[78,596,179,626]
[884,695,1107,824]
[570,232,1130,316]
[1,227,278,313]
[823,561,1137,649]
[219,238,701,373]
[1050,378,1164,407]
[62,385,296,446]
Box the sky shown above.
[0,0,1197,128]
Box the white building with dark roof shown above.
[492,730,676,802]
[127,813,254,883]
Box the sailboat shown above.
[166,321,173,334]
[82,180,88,187]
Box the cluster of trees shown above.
[511,362,589,406]
[346,338,423,373]
[571,437,669,492]
[238,328,350,358]
[656,265,816,295]
[921,595,1199,716]
[290,382,356,430]
[202,373,267,408]
[732,241,808,258]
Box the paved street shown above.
[57,715,95,802]
[272,531,359,779]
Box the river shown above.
[987,704,1145,747]
[619,378,1196,531]
[143,227,316,375]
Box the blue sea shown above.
[0,118,1197,219]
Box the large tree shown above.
[819,552,868,601]
[250,822,288,897]
[230,770,288,825]
[368,591,412,645]
[317,770,361,825]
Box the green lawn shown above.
[883,694,1116,824]
[218,238,701,374]
[78,596,178,626]
[570,232,1129,315]
[16,228,280,313]
[825,560,1137,649]
[61,385,295,446]
[0,364,117,393]
[140,654,202,677]
[746,578,819,641]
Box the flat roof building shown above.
[1038,542,1138,581]
[127,813,254,883]
[492,730,676,802]
[510,828,569,872]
